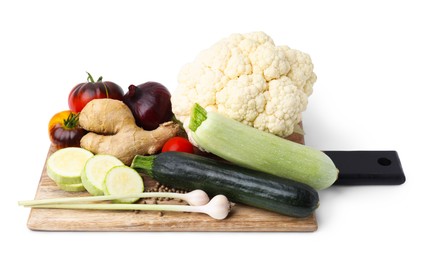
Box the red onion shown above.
[123,82,173,130]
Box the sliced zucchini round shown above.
[103,166,144,204]
[56,182,86,192]
[47,147,94,184]
[82,155,124,196]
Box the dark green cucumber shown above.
[131,152,319,218]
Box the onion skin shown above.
[123,82,173,130]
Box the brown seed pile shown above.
[135,182,188,217]
[147,182,187,194]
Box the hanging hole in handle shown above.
[378,157,392,166]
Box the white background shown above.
[1,0,422,259]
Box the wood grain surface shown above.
[27,128,317,232]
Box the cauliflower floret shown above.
[255,77,308,136]
[216,74,267,124]
[172,31,316,138]
[280,45,316,96]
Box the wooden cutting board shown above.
[26,129,317,232]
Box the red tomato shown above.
[162,137,194,154]
[48,110,87,149]
[68,72,124,112]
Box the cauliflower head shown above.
[172,31,317,137]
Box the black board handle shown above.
[324,151,406,185]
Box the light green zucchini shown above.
[188,103,338,190]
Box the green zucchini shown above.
[131,152,319,218]
[189,103,338,190]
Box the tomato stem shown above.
[102,82,109,98]
[63,112,80,129]
[86,72,103,83]
[86,72,95,83]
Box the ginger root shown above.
[79,99,179,165]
